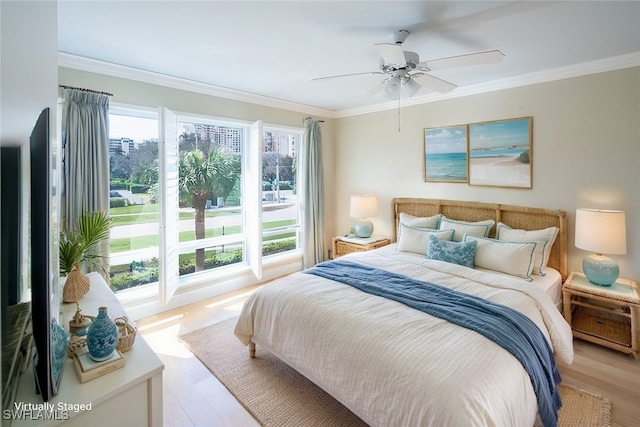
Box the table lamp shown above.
[575,208,626,286]
[350,195,378,238]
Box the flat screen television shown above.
[29,107,61,402]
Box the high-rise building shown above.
[109,137,135,156]
[181,123,297,157]
[181,123,243,154]
[265,131,297,157]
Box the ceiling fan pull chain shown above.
[397,97,401,132]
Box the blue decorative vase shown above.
[51,318,68,393]
[87,306,118,361]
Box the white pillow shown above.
[397,224,454,255]
[463,234,537,281]
[496,223,559,276]
[399,212,441,229]
[438,217,495,242]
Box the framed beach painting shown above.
[468,117,532,188]
[424,124,468,183]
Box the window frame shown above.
[261,124,303,258]
[109,104,304,310]
[174,112,251,269]
[107,103,161,303]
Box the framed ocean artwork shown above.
[468,117,533,188]
[424,124,468,183]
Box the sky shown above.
[468,119,531,149]
[425,119,531,153]
[425,126,467,154]
[109,114,158,143]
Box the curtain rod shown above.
[59,85,113,97]
[303,117,325,123]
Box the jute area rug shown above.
[180,317,611,427]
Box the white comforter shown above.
[235,246,574,427]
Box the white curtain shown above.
[300,118,325,268]
[61,88,110,271]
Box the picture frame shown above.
[468,117,532,188]
[424,124,468,183]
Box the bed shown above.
[235,198,574,427]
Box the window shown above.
[108,106,160,294]
[261,126,301,257]
[175,115,246,277]
[107,104,303,307]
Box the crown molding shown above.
[58,52,337,119]
[59,51,639,120]
[334,52,640,118]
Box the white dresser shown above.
[13,273,164,427]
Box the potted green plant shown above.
[60,211,111,303]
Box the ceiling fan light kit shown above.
[384,75,403,99]
[383,74,420,100]
[312,29,505,101]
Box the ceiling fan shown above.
[312,30,505,101]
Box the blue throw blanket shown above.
[305,260,562,427]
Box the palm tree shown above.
[179,147,240,271]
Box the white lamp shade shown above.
[575,208,626,255]
[350,195,378,218]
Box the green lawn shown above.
[109,205,241,226]
[110,219,295,252]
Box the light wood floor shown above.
[138,286,640,427]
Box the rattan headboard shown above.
[392,198,568,280]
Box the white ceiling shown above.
[58,1,640,115]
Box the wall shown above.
[1,1,58,147]
[334,67,640,281]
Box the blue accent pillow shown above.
[426,234,477,268]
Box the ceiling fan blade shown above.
[360,80,387,103]
[375,43,407,67]
[403,78,421,98]
[311,71,383,82]
[413,74,457,93]
[423,50,505,71]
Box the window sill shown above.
[118,250,303,320]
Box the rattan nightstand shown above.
[332,237,390,258]
[562,271,639,358]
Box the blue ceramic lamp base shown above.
[353,218,373,238]
[582,254,619,286]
